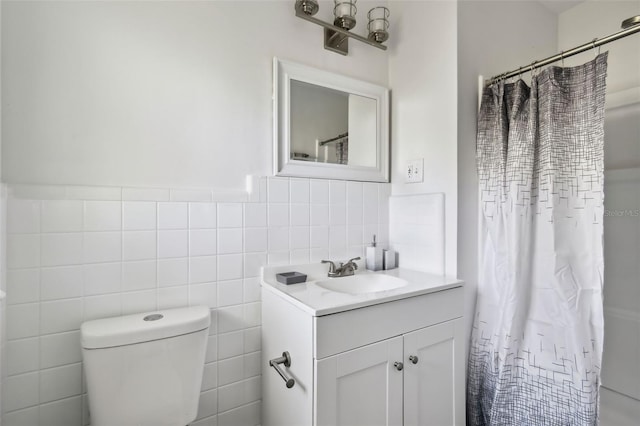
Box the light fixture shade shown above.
[367,6,390,43]
[295,0,319,16]
[333,0,357,30]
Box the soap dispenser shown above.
[365,235,384,271]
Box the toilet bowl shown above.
[81,306,210,426]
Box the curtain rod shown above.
[318,132,348,146]
[486,15,640,86]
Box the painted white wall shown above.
[457,1,558,340]
[1,1,388,191]
[388,0,458,277]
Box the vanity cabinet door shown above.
[315,336,404,426]
[403,318,465,426]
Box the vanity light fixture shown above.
[294,0,389,56]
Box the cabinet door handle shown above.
[409,355,419,364]
[393,361,404,371]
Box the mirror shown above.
[274,58,389,182]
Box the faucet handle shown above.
[321,260,337,273]
[346,257,361,269]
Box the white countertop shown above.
[261,262,463,316]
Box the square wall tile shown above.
[218,356,243,386]
[268,204,289,227]
[244,228,267,253]
[84,294,122,322]
[123,231,157,261]
[41,200,83,232]
[218,331,244,360]
[4,372,39,412]
[189,256,217,284]
[122,290,157,315]
[7,338,39,375]
[310,226,329,248]
[218,203,243,228]
[329,203,346,226]
[218,280,243,307]
[201,363,218,391]
[347,181,363,205]
[330,180,346,204]
[41,266,83,300]
[40,299,83,334]
[290,249,310,264]
[189,203,217,229]
[191,229,217,256]
[158,230,188,259]
[39,395,82,426]
[123,202,156,230]
[7,268,40,305]
[290,227,310,249]
[40,363,82,403]
[310,180,329,204]
[196,389,218,421]
[40,331,82,369]
[8,234,41,269]
[267,251,290,266]
[83,262,121,296]
[158,202,188,229]
[7,303,40,339]
[83,232,122,263]
[41,233,83,267]
[244,328,261,353]
[158,286,189,310]
[218,305,244,334]
[268,228,289,252]
[243,203,266,228]
[243,277,261,302]
[290,204,310,226]
[217,254,243,281]
[158,258,189,287]
[8,199,41,233]
[267,177,289,203]
[189,283,217,308]
[122,260,156,291]
[244,253,266,279]
[347,203,363,225]
[310,204,329,226]
[84,201,121,231]
[217,228,243,254]
[290,179,309,203]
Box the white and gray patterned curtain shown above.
[468,53,608,425]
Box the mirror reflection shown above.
[290,79,377,167]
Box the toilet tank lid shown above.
[81,306,211,349]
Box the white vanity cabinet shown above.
[261,267,464,426]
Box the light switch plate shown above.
[405,159,424,183]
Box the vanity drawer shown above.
[313,286,463,359]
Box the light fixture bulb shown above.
[295,0,319,16]
[367,6,390,43]
[333,0,357,30]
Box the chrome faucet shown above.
[321,257,361,278]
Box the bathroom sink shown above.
[316,274,408,295]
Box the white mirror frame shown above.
[273,58,390,182]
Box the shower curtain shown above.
[468,53,608,425]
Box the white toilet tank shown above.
[81,306,210,426]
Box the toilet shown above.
[81,306,211,426]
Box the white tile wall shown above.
[389,193,445,275]
[3,177,390,426]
